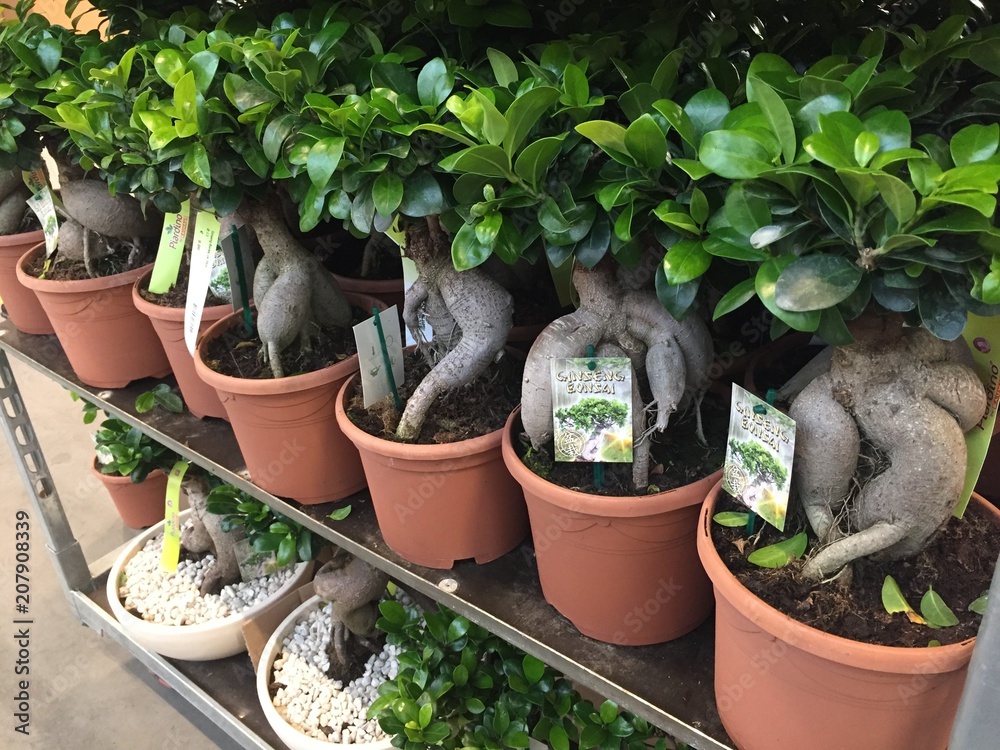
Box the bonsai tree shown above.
[680,28,1000,579]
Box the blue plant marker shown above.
[230,227,253,336]
[746,389,779,535]
[586,345,604,489]
[373,307,403,412]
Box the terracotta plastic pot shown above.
[502,409,718,645]
[92,458,168,529]
[193,294,383,504]
[697,480,997,750]
[16,245,170,388]
[331,273,405,316]
[0,230,53,334]
[132,269,230,420]
[336,374,529,569]
[506,323,546,353]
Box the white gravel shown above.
[271,599,409,744]
[120,528,296,625]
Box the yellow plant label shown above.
[160,460,190,573]
[148,200,190,294]
[956,315,1000,517]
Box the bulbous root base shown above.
[520,262,713,491]
[791,321,987,581]
[395,218,513,440]
[237,199,352,378]
[313,550,388,682]
[179,476,245,596]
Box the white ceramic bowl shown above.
[257,595,394,750]
[107,509,310,660]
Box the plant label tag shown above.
[22,168,47,195]
[26,188,58,257]
[184,211,221,355]
[149,200,190,294]
[160,460,190,573]
[956,315,1000,517]
[723,384,796,531]
[550,358,633,463]
[353,306,404,408]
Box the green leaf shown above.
[882,576,918,616]
[549,726,571,750]
[871,173,916,224]
[662,239,711,285]
[750,222,807,249]
[713,278,758,320]
[750,77,796,165]
[417,702,433,729]
[174,71,199,125]
[465,697,486,714]
[135,392,155,413]
[855,132,880,167]
[653,99,696,148]
[969,593,988,615]
[373,172,404,216]
[328,505,352,521]
[700,130,774,179]
[690,188,709,227]
[187,50,219,94]
[372,62,419,102]
[446,615,470,642]
[182,143,211,188]
[921,588,960,629]
[522,654,545,685]
[684,88,730,145]
[513,135,566,188]
[950,123,1000,167]
[575,121,632,164]
[399,172,446,217]
[774,254,863,312]
[864,109,911,153]
[452,222,492,271]
[277,534,296,568]
[918,283,967,341]
[747,533,808,568]
[756,259,821,332]
[724,183,771,235]
[476,213,502,247]
[624,114,667,170]
[306,137,345,189]
[714,511,751,527]
[417,58,453,108]
[153,390,184,413]
[154,49,186,86]
[487,48,518,88]
[36,37,62,75]
[438,145,512,179]
[599,701,618,725]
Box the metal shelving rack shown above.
[0,320,734,750]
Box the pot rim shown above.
[193,295,384,395]
[501,406,722,518]
[330,271,404,293]
[132,267,232,322]
[0,229,44,250]
[697,479,984,673]
[16,243,153,293]
[334,372,505,459]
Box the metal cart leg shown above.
[0,350,93,598]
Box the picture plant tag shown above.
[148,200,190,294]
[160,460,190,573]
[550,358,633,463]
[26,187,59,257]
[22,168,47,195]
[184,210,221,355]
[956,314,1000,517]
[723,384,796,531]
[353,305,404,408]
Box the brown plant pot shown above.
[0,230,53,334]
[92,459,168,529]
[132,269,230,420]
[506,323,546,353]
[501,408,719,645]
[331,273,406,317]
[193,294,384,504]
[16,245,171,388]
[697,480,998,750]
[335,373,529,569]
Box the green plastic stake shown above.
[586,345,604,488]
[230,227,253,336]
[373,307,403,412]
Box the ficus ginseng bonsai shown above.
[672,31,1000,580]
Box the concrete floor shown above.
[0,357,243,749]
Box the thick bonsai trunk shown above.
[395,216,513,440]
[237,196,352,378]
[0,169,29,236]
[520,261,713,491]
[179,476,245,595]
[791,312,987,580]
[312,550,387,683]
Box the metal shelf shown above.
[0,321,734,750]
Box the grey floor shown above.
[0,357,243,749]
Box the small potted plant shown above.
[676,21,1000,749]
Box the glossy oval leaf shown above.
[950,123,1000,166]
[713,278,758,320]
[747,532,808,568]
[714,511,751,527]
[182,143,211,188]
[921,587,960,629]
[417,57,454,108]
[774,254,863,312]
[662,239,711,285]
[373,172,404,216]
[969,593,988,615]
[624,113,667,170]
[881,575,916,615]
[306,137,345,188]
[700,130,774,179]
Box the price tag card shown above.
[353,306,404,408]
[160,460,190,573]
[184,210,222,355]
[148,200,190,294]
[26,188,59,257]
[550,358,633,463]
[722,384,796,531]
